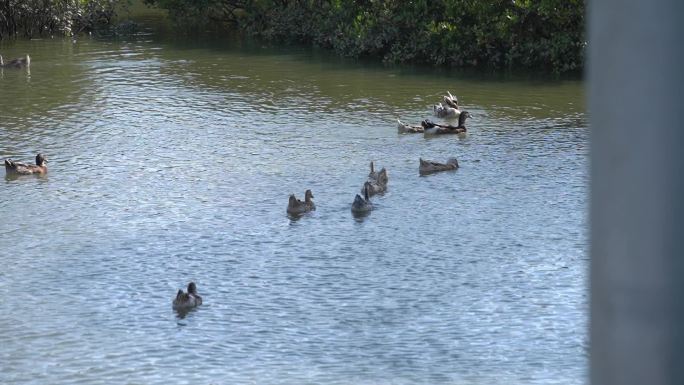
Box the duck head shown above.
[378,168,388,185]
[458,111,472,128]
[35,153,48,166]
[187,282,198,295]
[304,189,314,202]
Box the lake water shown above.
[0,15,588,385]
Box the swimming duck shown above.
[424,111,472,135]
[397,119,424,134]
[443,91,458,109]
[287,189,315,215]
[419,157,459,175]
[172,282,203,310]
[0,54,30,68]
[367,161,388,184]
[351,184,372,213]
[363,161,388,196]
[4,154,48,175]
[433,102,461,119]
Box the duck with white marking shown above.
[424,111,472,135]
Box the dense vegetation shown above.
[0,0,117,39]
[143,0,585,73]
[1,0,585,73]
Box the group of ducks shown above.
[397,91,472,135]
[0,53,30,68]
[350,161,389,214]
[4,83,467,314]
[287,91,467,218]
[286,160,389,216]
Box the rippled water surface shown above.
[0,23,587,385]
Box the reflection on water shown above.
[351,209,372,221]
[0,25,587,385]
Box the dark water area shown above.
[0,11,587,385]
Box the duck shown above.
[397,119,424,134]
[433,102,461,119]
[0,54,30,68]
[367,161,388,184]
[287,189,315,215]
[351,184,372,213]
[419,157,459,175]
[363,161,388,196]
[443,91,458,109]
[424,111,472,135]
[172,282,203,310]
[4,153,48,175]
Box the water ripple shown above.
[0,35,587,385]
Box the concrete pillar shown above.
[589,1,684,384]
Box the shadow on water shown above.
[351,210,371,222]
[174,307,195,320]
[4,173,48,182]
[287,213,303,222]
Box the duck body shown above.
[419,157,459,175]
[443,91,458,108]
[433,103,461,119]
[287,189,315,215]
[424,111,471,136]
[351,185,372,213]
[4,154,48,175]
[397,119,424,134]
[433,91,460,119]
[363,161,388,197]
[0,54,30,68]
[172,282,203,310]
[363,179,386,196]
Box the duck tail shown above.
[353,194,364,206]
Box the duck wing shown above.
[4,160,35,174]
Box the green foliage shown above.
[0,0,118,39]
[144,0,586,73]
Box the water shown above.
[0,21,587,385]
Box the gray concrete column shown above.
[589,1,684,384]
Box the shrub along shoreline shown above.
[1,0,585,74]
[0,0,118,39]
[143,0,585,74]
